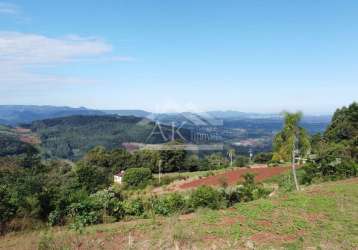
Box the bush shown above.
[122,168,152,187]
[122,199,145,217]
[223,187,241,206]
[68,199,102,230]
[189,186,226,209]
[89,187,124,220]
[48,210,62,226]
[302,160,358,184]
[238,173,256,202]
[253,152,273,164]
[38,231,55,250]
[235,156,249,167]
[152,192,187,215]
[108,200,125,220]
[0,185,16,234]
[238,173,270,201]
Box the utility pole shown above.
[292,135,300,191]
[228,150,233,167]
[171,122,175,141]
[249,149,253,166]
[158,160,162,184]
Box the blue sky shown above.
[0,0,357,114]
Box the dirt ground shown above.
[179,166,290,190]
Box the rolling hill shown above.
[0,125,38,157]
[26,115,191,160]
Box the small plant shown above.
[238,173,270,201]
[204,171,215,177]
[38,231,55,250]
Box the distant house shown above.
[114,170,125,184]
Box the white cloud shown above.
[0,2,19,15]
[0,32,112,65]
[0,32,131,87]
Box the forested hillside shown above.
[324,102,358,161]
[0,125,38,157]
[26,115,189,160]
[302,102,358,183]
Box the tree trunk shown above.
[292,149,300,191]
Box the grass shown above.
[1,178,357,249]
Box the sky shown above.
[0,0,357,114]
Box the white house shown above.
[114,170,125,184]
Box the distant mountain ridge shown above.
[101,109,151,117]
[0,105,104,125]
[0,105,332,127]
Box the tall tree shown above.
[272,112,311,190]
[227,149,236,167]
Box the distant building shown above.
[114,170,125,184]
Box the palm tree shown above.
[227,148,236,167]
[272,112,311,190]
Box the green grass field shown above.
[1,178,357,250]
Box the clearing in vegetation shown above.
[179,165,290,190]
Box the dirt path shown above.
[179,166,290,190]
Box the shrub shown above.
[122,199,145,217]
[0,185,16,234]
[108,200,125,220]
[238,173,270,201]
[38,231,55,250]
[302,160,358,184]
[235,156,249,167]
[90,187,124,220]
[189,186,226,209]
[238,173,256,202]
[253,152,273,164]
[68,198,102,230]
[223,187,241,206]
[152,192,187,215]
[204,171,215,177]
[48,210,62,226]
[122,168,152,187]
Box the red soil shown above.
[179,166,290,190]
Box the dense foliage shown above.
[324,102,358,161]
[0,125,38,157]
[272,112,311,162]
[302,103,358,183]
[122,168,152,187]
[253,152,273,163]
[0,148,269,234]
[27,115,189,160]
